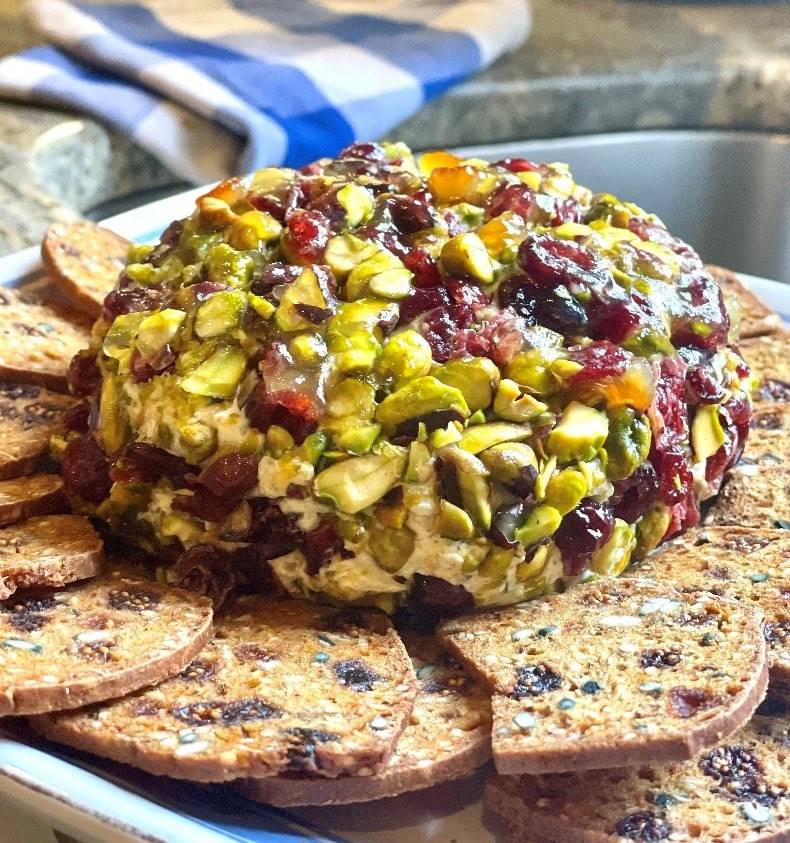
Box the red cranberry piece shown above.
[494,157,539,173]
[130,345,176,384]
[191,281,229,302]
[250,183,304,222]
[172,485,238,522]
[486,183,538,221]
[403,248,442,288]
[102,287,163,322]
[61,400,91,435]
[399,286,451,324]
[301,517,343,576]
[338,141,387,162]
[245,383,320,444]
[198,452,258,499]
[568,341,629,383]
[497,276,537,324]
[686,365,725,405]
[479,309,528,367]
[62,435,112,504]
[611,463,660,523]
[653,444,693,506]
[282,210,331,265]
[111,443,191,485]
[355,222,410,259]
[67,350,100,398]
[445,279,490,311]
[587,299,642,343]
[377,191,437,235]
[517,233,603,290]
[536,286,589,336]
[671,274,729,350]
[550,197,582,225]
[250,262,303,297]
[553,498,614,576]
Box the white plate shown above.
[0,181,786,843]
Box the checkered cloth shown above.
[0,0,529,182]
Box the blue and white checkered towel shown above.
[0,0,529,183]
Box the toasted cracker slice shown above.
[439,578,768,776]
[237,633,492,806]
[486,715,790,843]
[741,403,790,468]
[32,598,417,782]
[0,382,76,480]
[705,465,789,529]
[0,514,103,600]
[740,332,790,404]
[708,265,782,339]
[629,528,789,686]
[0,287,89,391]
[1,570,212,715]
[0,474,66,527]
[41,220,129,319]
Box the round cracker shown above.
[0,515,103,601]
[237,633,491,806]
[41,220,129,319]
[0,474,66,527]
[440,578,768,776]
[2,569,212,716]
[30,597,416,781]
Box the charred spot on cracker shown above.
[334,658,381,692]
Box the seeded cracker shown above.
[237,633,491,806]
[0,288,89,392]
[0,382,75,479]
[630,528,790,686]
[0,474,66,527]
[705,466,790,529]
[708,265,782,339]
[439,578,768,775]
[486,715,790,843]
[0,515,103,600]
[2,570,212,715]
[740,331,790,404]
[41,220,130,319]
[32,597,416,781]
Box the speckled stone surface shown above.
[0,0,788,257]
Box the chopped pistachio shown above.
[440,232,494,284]
[194,291,246,339]
[377,330,433,382]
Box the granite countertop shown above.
[0,0,788,256]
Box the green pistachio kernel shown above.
[437,499,475,540]
[266,425,295,455]
[346,250,413,300]
[545,468,589,516]
[97,370,130,455]
[249,166,295,193]
[228,210,282,249]
[123,262,157,286]
[439,232,494,284]
[194,290,246,339]
[691,404,726,463]
[546,401,609,463]
[247,293,276,320]
[337,183,374,227]
[314,444,407,514]
[368,525,416,572]
[604,407,652,481]
[290,332,327,365]
[480,442,538,490]
[179,345,247,399]
[405,441,432,482]
[590,518,636,576]
[275,266,334,332]
[376,376,470,428]
[299,431,328,466]
[458,422,531,455]
[326,379,376,420]
[479,546,515,579]
[436,445,491,530]
[506,350,562,395]
[433,357,500,413]
[634,504,671,560]
[514,505,561,546]
[206,243,254,288]
[324,234,379,279]
[103,312,148,359]
[325,419,382,455]
[329,330,382,375]
[377,330,433,382]
[493,378,548,422]
[429,421,464,449]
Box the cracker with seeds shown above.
[486,715,790,843]
[238,633,491,806]
[0,515,103,600]
[1,570,212,715]
[0,474,66,527]
[41,220,129,319]
[629,528,789,686]
[705,465,789,529]
[740,332,790,404]
[708,265,782,339]
[439,578,768,776]
[0,288,89,391]
[0,382,76,479]
[740,403,790,468]
[32,597,416,781]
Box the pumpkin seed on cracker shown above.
[0,382,75,480]
[0,474,66,526]
[41,220,130,319]
[630,527,790,686]
[439,578,768,776]
[1,569,212,715]
[0,288,89,391]
[238,632,492,806]
[0,514,103,600]
[31,597,416,781]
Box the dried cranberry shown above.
[111,443,191,485]
[198,452,258,499]
[377,191,437,235]
[285,727,340,772]
[173,543,234,606]
[611,464,660,523]
[67,350,100,397]
[494,157,539,173]
[411,575,474,614]
[250,262,302,297]
[613,811,671,841]
[668,686,721,718]
[338,141,387,162]
[587,298,642,344]
[640,648,681,669]
[550,197,582,225]
[671,273,729,350]
[245,383,320,444]
[190,281,229,302]
[486,183,538,221]
[536,286,589,336]
[517,233,605,290]
[129,345,176,383]
[250,182,304,222]
[173,698,280,726]
[568,341,629,383]
[686,364,725,405]
[553,498,614,576]
[512,664,563,698]
[61,400,91,435]
[281,209,330,265]
[61,435,112,504]
[355,222,410,259]
[102,286,163,321]
[653,445,693,506]
[497,276,537,323]
[403,248,442,288]
[478,308,529,366]
[301,517,343,576]
[334,658,380,692]
[489,501,530,548]
[172,485,238,522]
